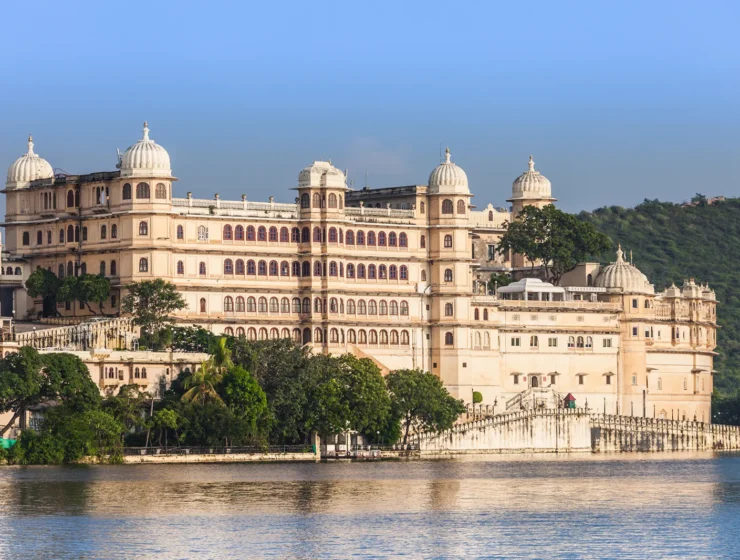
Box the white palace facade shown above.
[0,124,717,422]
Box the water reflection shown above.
[0,452,738,558]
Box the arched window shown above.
[379,265,387,279]
[577,336,584,348]
[368,264,376,279]
[301,193,310,208]
[224,259,234,274]
[281,261,289,276]
[67,190,75,208]
[177,261,184,275]
[402,331,410,345]
[457,200,466,214]
[445,303,453,316]
[234,225,244,240]
[388,232,397,247]
[586,336,593,348]
[111,224,117,239]
[224,327,234,337]
[347,299,356,314]
[313,193,321,208]
[291,227,300,242]
[258,260,267,275]
[442,199,453,214]
[474,308,480,320]
[200,298,206,313]
[378,232,386,246]
[379,300,388,315]
[346,230,355,245]
[136,182,150,199]
[301,227,310,242]
[568,336,575,348]
[530,335,539,347]
[314,261,322,277]
[247,297,256,312]
[58,264,64,278]
[445,332,454,345]
[199,262,206,275]
[21,232,29,246]
[489,210,494,221]
[348,329,357,344]
[367,231,376,246]
[247,260,256,275]
[75,226,80,242]
[292,298,301,313]
[134,368,140,379]
[236,259,245,274]
[111,260,117,276]
[369,330,378,344]
[122,183,132,200]
[444,234,453,248]
[356,231,365,245]
[223,225,233,240]
[47,231,52,244]
[57,228,64,244]
[420,235,426,249]
[258,297,268,312]
[400,265,408,280]
[280,227,289,242]
[302,261,310,276]
[67,225,74,243]
[139,258,148,272]
[329,227,337,243]
[292,261,301,276]
[258,226,267,241]
[346,264,355,278]
[100,225,107,240]
[313,227,322,243]
[224,296,234,312]
[380,330,389,345]
[368,300,378,315]
[177,225,184,239]
[269,261,278,275]
[444,269,453,282]
[156,183,167,199]
[302,297,311,314]
[281,297,290,313]
[329,261,338,276]
[236,327,245,338]
[270,297,279,313]
[390,301,399,315]
[79,262,86,275]
[359,330,368,344]
[315,328,324,343]
[389,265,397,280]
[399,232,408,247]
[330,298,338,313]
[246,226,255,241]
[99,261,106,276]
[269,226,278,242]
[358,300,367,314]
[198,225,208,241]
[35,231,42,245]
[357,264,366,279]
[139,221,148,236]
[328,193,337,208]
[236,296,245,312]
[483,309,488,320]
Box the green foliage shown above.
[579,197,740,393]
[472,391,483,404]
[121,279,187,347]
[171,326,219,353]
[57,274,111,315]
[386,369,466,445]
[487,272,513,293]
[25,268,61,317]
[500,205,611,284]
[220,366,269,441]
[181,362,224,406]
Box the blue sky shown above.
[1,0,738,214]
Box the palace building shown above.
[0,124,717,422]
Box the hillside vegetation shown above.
[578,196,740,394]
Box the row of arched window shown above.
[179,259,410,281]
[221,325,411,346]
[183,224,411,248]
[300,192,344,209]
[217,296,409,316]
[55,260,117,278]
[25,223,120,247]
[122,182,168,200]
[441,199,467,215]
[1,267,22,275]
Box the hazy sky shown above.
[1,0,738,215]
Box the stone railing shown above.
[496,300,622,311]
[16,317,136,351]
[344,207,416,219]
[172,197,298,218]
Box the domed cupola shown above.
[6,135,54,187]
[428,148,469,194]
[510,156,553,201]
[118,122,172,178]
[594,245,654,295]
[297,160,346,188]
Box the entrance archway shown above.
[530,376,539,388]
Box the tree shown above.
[57,274,111,315]
[0,348,100,437]
[181,361,224,406]
[499,205,611,284]
[150,408,181,446]
[25,268,61,317]
[336,355,393,439]
[220,366,269,442]
[104,384,150,433]
[121,279,187,345]
[386,369,466,446]
[209,336,233,377]
[171,326,218,353]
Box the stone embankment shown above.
[419,409,740,454]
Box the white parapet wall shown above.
[418,409,592,454]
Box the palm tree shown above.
[182,361,224,406]
[208,336,233,380]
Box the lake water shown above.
[1,452,739,559]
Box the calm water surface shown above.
[1,452,739,559]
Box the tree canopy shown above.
[121,279,187,345]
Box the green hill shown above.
[578,196,740,394]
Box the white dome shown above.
[595,246,654,295]
[510,156,553,200]
[298,160,346,188]
[429,148,469,194]
[119,122,172,178]
[6,136,54,186]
